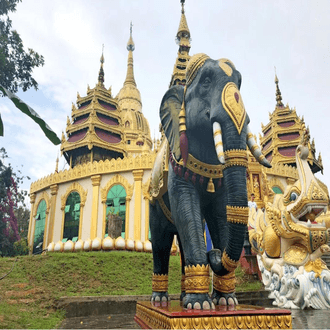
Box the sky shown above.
[1,0,330,205]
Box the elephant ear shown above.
[159,85,184,161]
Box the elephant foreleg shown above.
[168,166,214,310]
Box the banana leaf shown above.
[0,86,61,145]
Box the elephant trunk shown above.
[208,160,249,276]
[246,125,271,168]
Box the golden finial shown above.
[66,116,70,126]
[124,22,137,86]
[177,0,190,38]
[55,154,59,173]
[274,67,284,107]
[127,21,135,51]
[98,45,105,86]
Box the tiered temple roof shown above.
[259,75,323,173]
[61,25,152,168]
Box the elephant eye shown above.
[290,192,299,202]
[202,77,211,87]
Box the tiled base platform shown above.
[135,301,292,329]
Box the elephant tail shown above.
[246,125,271,168]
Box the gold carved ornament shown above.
[158,197,173,224]
[218,58,236,77]
[221,82,246,135]
[226,205,249,225]
[304,258,328,278]
[184,264,210,294]
[136,303,292,329]
[213,271,236,293]
[171,152,223,193]
[181,275,186,292]
[152,274,168,292]
[223,149,248,169]
[221,250,239,273]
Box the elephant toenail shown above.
[161,296,167,302]
[187,303,192,309]
[202,301,210,310]
[219,297,226,305]
[213,298,217,305]
[155,296,160,302]
[212,302,216,309]
[193,302,201,309]
[228,297,235,306]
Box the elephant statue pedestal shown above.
[134,300,292,329]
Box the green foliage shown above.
[0,252,263,328]
[0,0,44,94]
[0,147,29,256]
[13,237,29,256]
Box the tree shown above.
[0,0,45,94]
[0,147,29,256]
[0,0,60,144]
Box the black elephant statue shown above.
[149,53,271,310]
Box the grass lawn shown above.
[0,251,262,329]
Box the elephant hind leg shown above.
[150,202,174,302]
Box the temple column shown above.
[47,184,58,246]
[133,170,143,241]
[144,196,150,242]
[90,175,101,240]
[28,193,36,253]
[125,196,131,239]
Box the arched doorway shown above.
[105,185,126,238]
[63,191,81,242]
[33,199,46,253]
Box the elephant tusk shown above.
[246,125,272,168]
[213,122,225,164]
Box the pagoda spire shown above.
[177,0,190,40]
[98,45,105,87]
[275,71,284,107]
[124,22,137,87]
[170,0,191,87]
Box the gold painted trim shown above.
[152,274,168,292]
[181,275,186,292]
[30,154,156,194]
[213,129,222,136]
[158,197,173,224]
[226,205,249,225]
[183,153,223,178]
[222,250,239,273]
[224,149,248,169]
[136,303,292,329]
[186,53,210,86]
[218,58,234,77]
[213,272,236,293]
[185,264,210,293]
[221,82,246,135]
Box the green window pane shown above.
[63,192,81,241]
[105,184,126,238]
[33,199,46,253]
[72,236,78,242]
